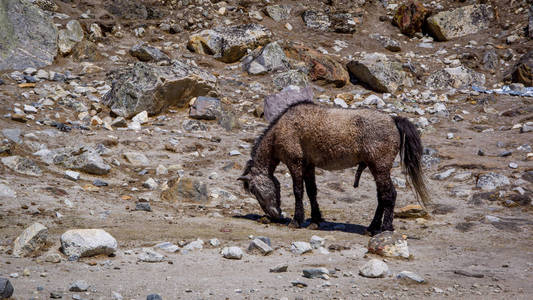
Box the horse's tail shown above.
[393,116,431,207]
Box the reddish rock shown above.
[392,1,431,37]
[284,43,349,87]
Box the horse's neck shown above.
[253,131,277,174]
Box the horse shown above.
[239,101,430,235]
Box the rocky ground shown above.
[1,0,532,299]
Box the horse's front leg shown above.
[304,164,323,227]
[288,162,305,228]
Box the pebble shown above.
[135,202,152,212]
[229,150,241,156]
[270,264,288,273]
[146,294,163,300]
[432,168,455,180]
[65,170,80,181]
[248,238,273,255]
[290,241,313,255]
[132,111,149,124]
[69,280,89,292]
[359,259,389,278]
[50,291,63,298]
[183,239,204,251]
[138,248,165,263]
[112,292,123,300]
[303,267,329,279]
[154,242,180,253]
[209,238,220,247]
[310,235,325,249]
[509,162,518,169]
[143,178,158,190]
[396,271,425,283]
[222,246,244,259]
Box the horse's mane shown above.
[250,100,316,160]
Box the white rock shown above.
[23,105,37,113]
[132,111,149,124]
[485,215,501,223]
[359,259,389,278]
[333,98,348,108]
[60,229,118,258]
[65,170,80,181]
[183,239,204,251]
[310,235,325,249]
[13,223,48,257]
[138,248,165,262]
[248,238,273,255]
[432,168,455,180]
[154,242,180,253]
[143,178,158,190]
[222,246,243,259]
[290,241,312,255]
[397,271,425,283]
[209,238,220,247]
[229,150,241,156]
[156,164,168,175]
[509,162,518,169]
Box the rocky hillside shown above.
[0,0,532,299]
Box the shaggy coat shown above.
[240,101,429,234]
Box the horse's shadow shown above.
[234,214,368,235]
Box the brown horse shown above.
[239,101,430,235]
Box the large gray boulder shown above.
[426,65,485,89]
[60,229,118,258]
[243,41,289,75]
[347,53,413,93]
[426,4,494,41]
[187,24,271,63]
[103,60,216,118]
[0,0,58,71]
[264,85,313,122]
[12,222,48,257]
[58,20,84,56]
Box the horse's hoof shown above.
[288,220,301,229]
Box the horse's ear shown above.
[238,175,251,182]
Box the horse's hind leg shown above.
[353,163,367,188]
[288,161,305,228]
[304,164,323,226]
[367,165,397,235]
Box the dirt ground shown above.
[1,0,533,299]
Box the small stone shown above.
[65,170,80,181]
[209,238,220,247]
[143,178,158,190]
[222,246,243,259]
[485,215,501,223]
[229,150,241,156]
[132,111,149,124]
[394,204,427,218]
[291,280,308,288]
[112,292,123,300]
[447,133,454,139]
[476,172,510,191]
[13,222,48,257]
[1,278,14,299]
[270,264,288,273]
[247,238,273,255]
[509,162,518,169]
[303,267,329,279]
[396,271,425,283]
[69,280,89,292]
[310,235,325,249]
[368,231,409,258]
[124,152,150,167]
[146,294,162,300]
[183,239,204,251]
[138,248,165,262]
[154,242,180,253]
[359,259,389,278]
[44,253,61,263]
[50,291,63,299]
[290,241,312,255]
[432,168,455,180]
[135,202,152,212]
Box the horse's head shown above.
[239,160,281,219]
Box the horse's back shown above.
[273,104,400,169]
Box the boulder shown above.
[243,41,289,75]
[103,60,216,118]
[359,259,389,278]
[58,20,84,56]
[368,231,410,259]
[330,12,357,34]
[129,43,170,62]
[264,5,291,22]
[426,4,494,41]
[263,85,313,122]
[302,10,330,31]
[189,96,221,120]
[285,43,349,87]
[392,1,431,37]
[0,0,58,71]
[272,70,309,90]
[506,50,533,86]
[60,229,118,258]
[476,172,510,191]
[187,24,271,63]
[12,222,48,257]
[369,34,401,52]
[426,65,485,89]
[347,53,413,93]
[60,147,111,175]
[1,156,42,177]
[161,177,208,203]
